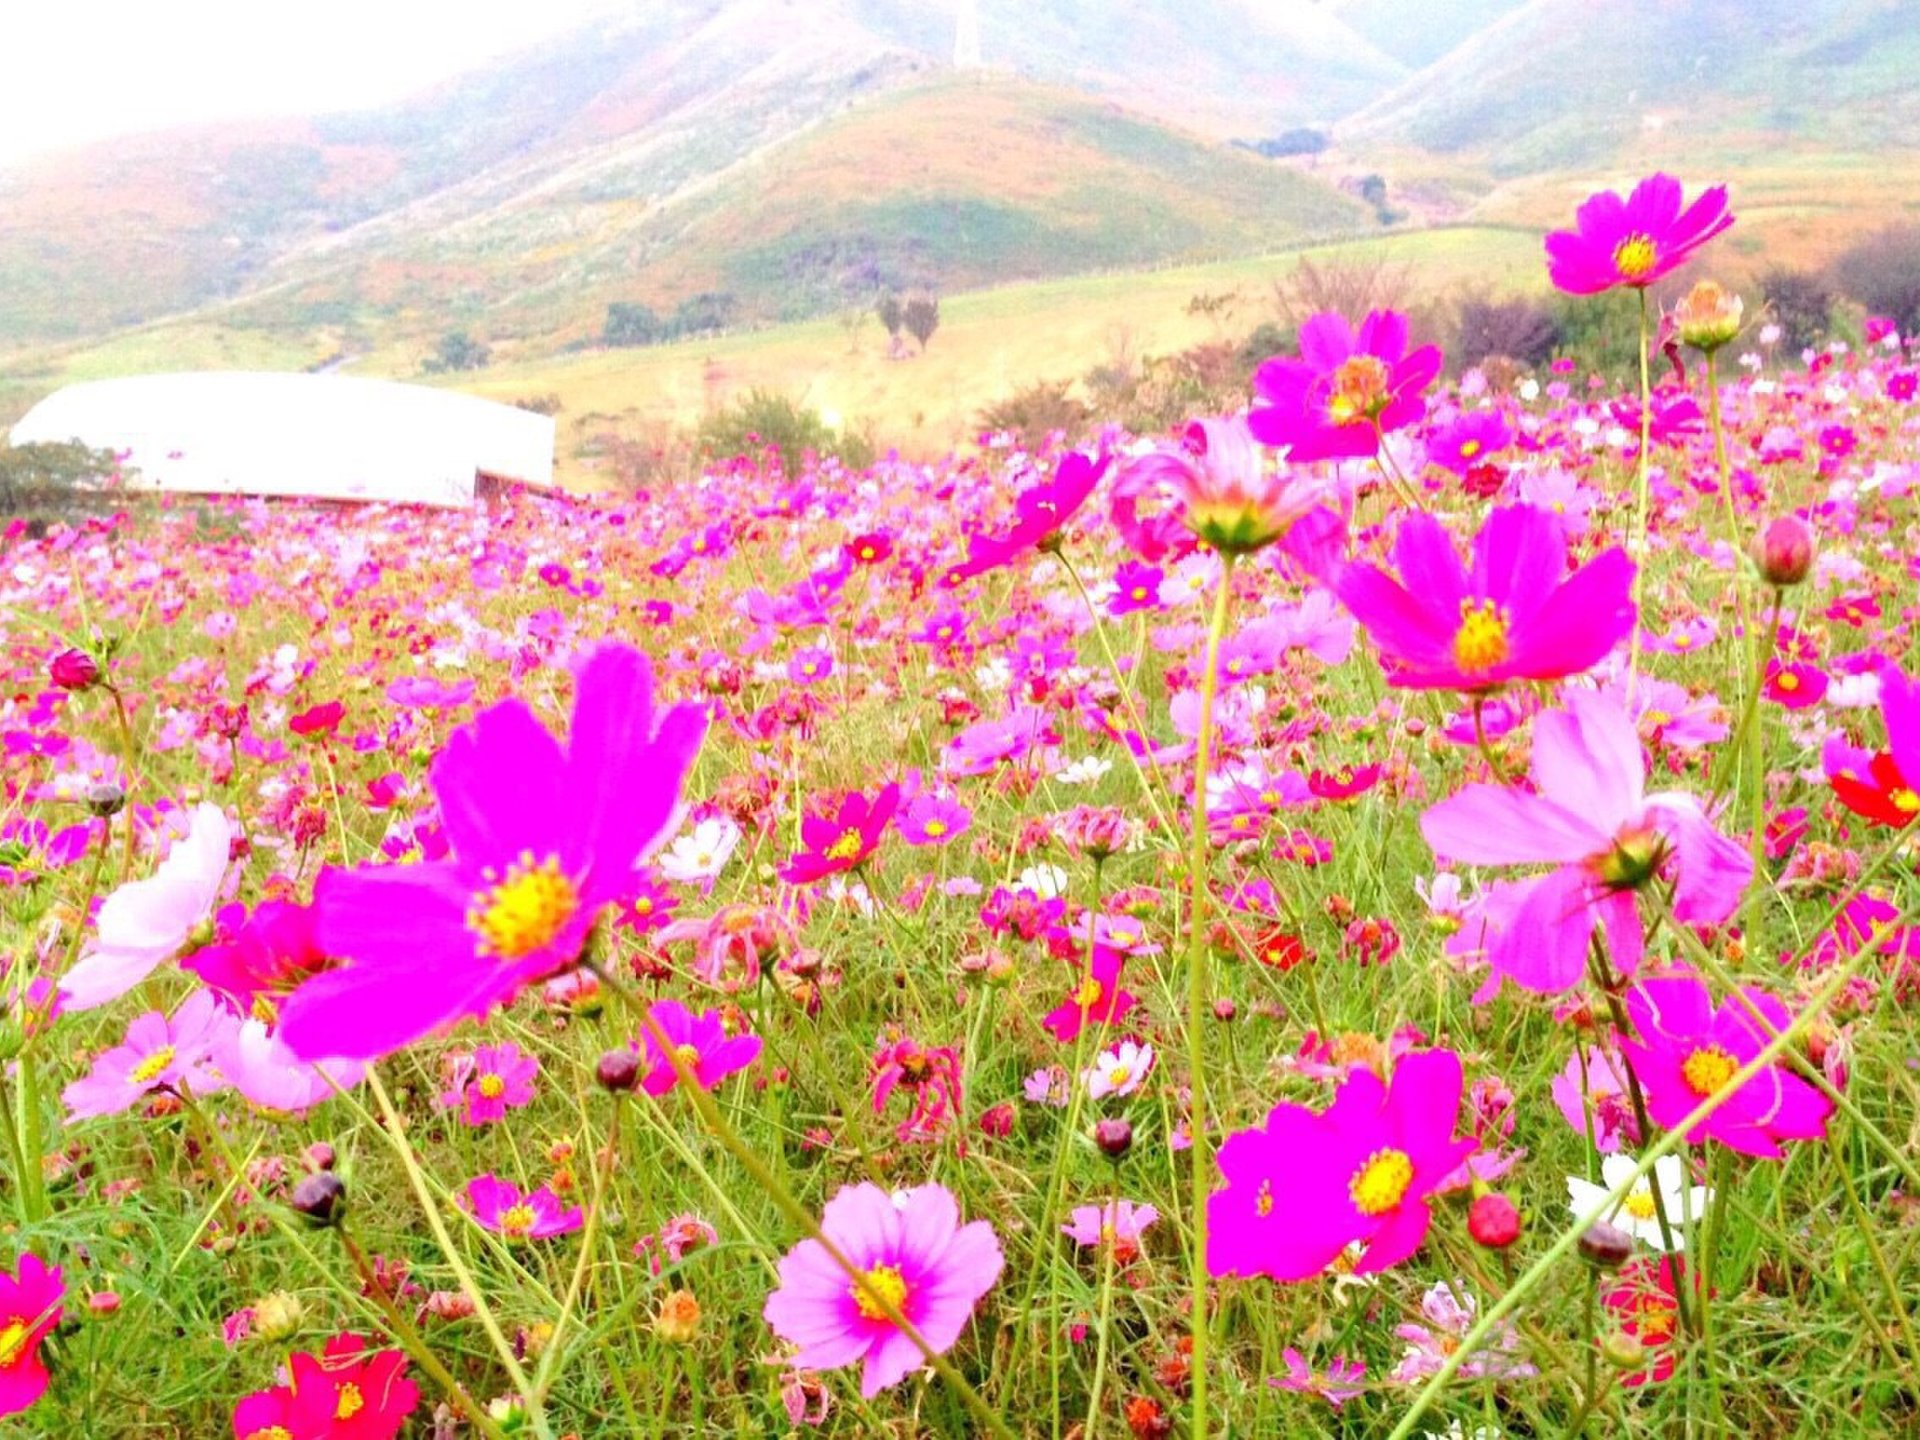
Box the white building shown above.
[9,372,555,508]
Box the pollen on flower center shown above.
[1075,976,1104,1007]
[1327,354,1392,424]
[824,828,866,862]
[673,1042,702,1070]
[335,1383,366,1420]
[501,1203,538,1236]
[1255,1179,1275,1218]
[129,1047,176,1086]
[1452,598,1511,675]
[1349,1147,1415,1215]
[1682,1044,1738,1097]
[1623,1189,1658,1221]
[476,1073,506,1099]
[470,853,579,960]
[0,1320,28,1367]
[1896,789,1920,813]
[1613,233,1658,278]
[245,1429,295,1440]
[851,1264,909,1322]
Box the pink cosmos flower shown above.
[1041,948,1136,1044]
[216,1017,365,1116]
[438,1042,539,1124]
[462,1174,583,1240]
[1334,505,1636,692]
[780,785,900,885]
[1426,410,1513,476]
[1208,1048,1476,1282]
[762,1182,1004,1397]
[1545,173,1733,295]
[944,451,1110,582]
[1062,1199,1159,1260]
[638,999,763,1096]
[0,1253,63,1418]
[183,898,332,1022]
[284,1333,419,1439]
[1113,416,1345,562]
[62,989,234,1122]
[1619,974,1832,1159]
[1269,1348,1366,1408]
[60,800,231,1011]
[277,645,706,1063]
[231,1385,298,1439]
[1422,690,1751,998]
[896,793,971,847]
[1249,309,1443,463]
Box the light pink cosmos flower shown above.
[1421,690,1751,998]
[62,989,234,1122]
[60,801,231,1011]
[762,1182,1004,1397]
[1062,1199,1159,1258]
[215,1017,365,1116]
[461,1175,583,1240]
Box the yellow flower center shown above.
[1623,1189,1658,1221]
[245,1430,295,1440]
[1460,439,1481,458]
[1613,234,1658,279]
[470,854,579,960]
[1453,598,1511,675]
[501,1203,538,1236]
[824,827,866,862]
[1255,1179,1275,1218]
[923,819,948,837]
[335,1383,365,1421]
[1777,672,1799,692]
[1074,976,1104,1007]
[250,994,279,1025]
[673,1043,702,1070]
[1682,1044,1738,1097]
[1349,1147,1415,1216]
[476,1073,506,1100]
[1327,354,1393,425]
[1896,789,1920,813]
[1106,1066,1131,1088]
[129,1047,176,1086]
[0,1320,29,1367]
[850,1264,909,1322]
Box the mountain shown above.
[1341,0,1920,173]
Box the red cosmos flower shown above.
[1545,174,1733,295]
[944,451,1110,583]
[1042,948,1137,1043]
[284,1334,418,1438]
[1601,1257,1701,1386]
[232,1386,301,1440]
[779,785,900,885]
[1307,764,1381,801]
[1248,309,1443,463]
[49,647,102,692]
[288,701,345,737]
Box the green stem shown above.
[1626,286,1654,692]
[1084,1171,1122,1440]
[1827,1131,1920,1387]
[531,1097,621,1403]
[1185,551,1237,1440]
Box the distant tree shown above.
[427,330,490,373]
[1757,267,1835,352]
[1453,292,1562,370]
[1833,225,1920,337]
[0,441,121,514]
[1357,174,1389,210]
[603,302,663,348]
[903,296,941,353]
[670,292,739,339]
[876,293,906,341]
[1248,128,1329,158]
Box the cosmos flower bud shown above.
[289,1171,346,1227]
[978,1102,1016,1139]
[50,647,102,691]
[595,1049,640,1093]
[1578,1220,1635,1270]
[1673,280,1743,352]
[652,1288,702,1344]
[253,1290,306,1341]
[1601,1329,1647,1371]
[1750,515,1815,588]
[304,1141,337,1173]
[1467,1192,1522,1249]
[85,781,126,818]
[1093,1117,1133,1159]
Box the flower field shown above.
[6,174,1920,1437]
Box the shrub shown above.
[425,330,489,373]
[1452,292,1562,371]
[978,380,1091,449]
[903,296,941,353]
[603,302,664,348]
[695,390,871,476]
[1271,253,1413,333]
[0,440,125,520]
[671,292,739,339]
[1832,225,1920,337]
[1756,267,1835,353]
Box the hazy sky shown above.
[0,0,626,166]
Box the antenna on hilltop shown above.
[954,0,982,69]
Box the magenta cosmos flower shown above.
[440,1042,539,1124]
[779,784,899,885]
[639,999,763,1096]
[278,645,706,1063]
[0,1253,63,1418]
[1208,1048,1476,1282]
[944,450,1110,583]
[1334,504,1635,692]
[1423,691,1751,998]
[1113,416,1343,561]
[462,1175,583,1240]
[1545,173,1733,295]
[1249,310,1443,463]
[763,1182,1004,1397]
[282,1333,418,1440]
[1620,974,1831,1159]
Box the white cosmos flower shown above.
[1053,756,1112,787]
[1083,1039,1153,1100]
[1018,863,1070,899]
[1566,1154,1711,1250]
[657,816,741,885]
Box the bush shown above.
[603,302,664,348]
[1239,129,1329,159]
[1757,267,1835,353]
[1452,292,1562,371]
[671,292,739,339]
[0,440,125,520]
[1832,225,1920,337]
[978,380,1091,449]
[1271,253,1413,333]
[425,330,489,373]
[695,390,871,476]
